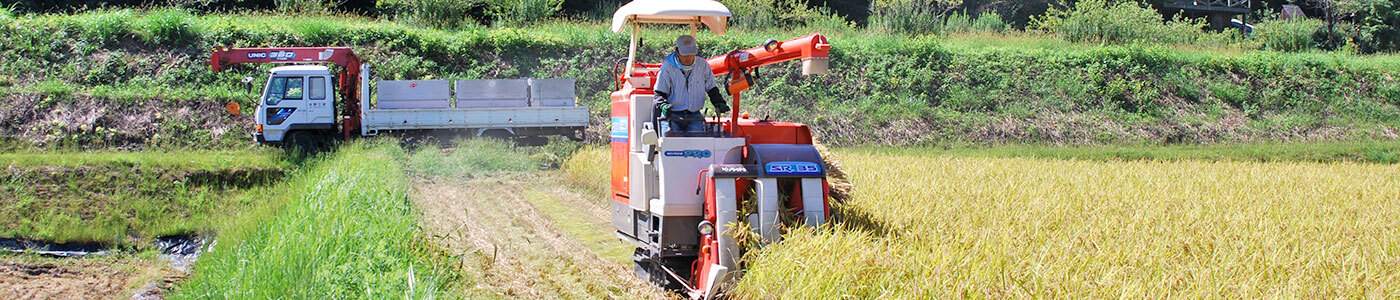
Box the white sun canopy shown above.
[610,0,731,35]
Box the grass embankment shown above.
[0,148,286,245]
[733,150,1400,298]
[2,9,1398,147]
[175,140,456,298]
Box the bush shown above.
[139,8,196,45]
[720,0,826,28]
[1251,19,1323,52]
[869,0,953,34]
[1032,0,1215,45]
[1353,0,1400,53]
[377,0,482,29]
[487,0,563,26]
[274,0,334,14]
[944,11,1009,34]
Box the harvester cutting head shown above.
[606,1,833,298]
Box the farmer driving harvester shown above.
[654,35,730,133]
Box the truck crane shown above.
[210,47,589,148]
[607,1,832,298]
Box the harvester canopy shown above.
[610,0,731,34]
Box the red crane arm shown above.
[208,46,364,140]
[209,46,361,71]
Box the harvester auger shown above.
[605,1,834,298]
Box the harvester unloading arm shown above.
[704,34,831,133]
[209,47,364,139]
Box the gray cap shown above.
[675,35,698,56]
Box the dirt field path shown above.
[0,256,175,299]
[411,173,671,299]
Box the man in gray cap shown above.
[654,35,729,133]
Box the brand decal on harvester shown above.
[664,150,711,158]
[765,161,822,176]
[610,117,628,143]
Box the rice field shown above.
[731,149,1400,298]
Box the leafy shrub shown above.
[487,0,562,26]
[972,11,1010,32]
[139,8,196,45]
[1032,0,1216,45]
[870,0,954,34]
[378,0,485,29]
[1352,0,1400,53]
[1251,18,1322,52]
[274,0,335,14]
[720,0,826,28]
[944,11,1009,34]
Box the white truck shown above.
[210,47,589,148]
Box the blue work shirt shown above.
[654,53,717,112]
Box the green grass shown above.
[843,140,1400,164]
[0,149,286,245]
[174,139,456,298]
[1,148,288,170]
[407,139,542,177]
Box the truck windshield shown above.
[264,76,305,105]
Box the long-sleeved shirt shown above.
[654,53,718,112]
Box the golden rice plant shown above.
[561,146,611,196]
[733,150,1400,298]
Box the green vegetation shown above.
[0,149,285,245]
[2,9,1397,148]
[175,139,456,298]
[1032,0,1221,46]
[1,148,287,170]
[407,138,581,177]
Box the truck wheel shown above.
[515,136,548,147]
[286,131,319,154]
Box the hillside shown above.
[2,9,1399,149]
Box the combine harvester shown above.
[608,0,833,298]
[209,47,589,148]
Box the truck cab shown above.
[254,65,337,144]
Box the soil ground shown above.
[0,255,179,299]
[410,173,672,299]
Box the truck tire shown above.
[515,136,548,147]
[286,131,319,154]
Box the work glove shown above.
[654,96,670,118]
[714,102,731,114]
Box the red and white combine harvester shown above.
[607,1,832,298]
